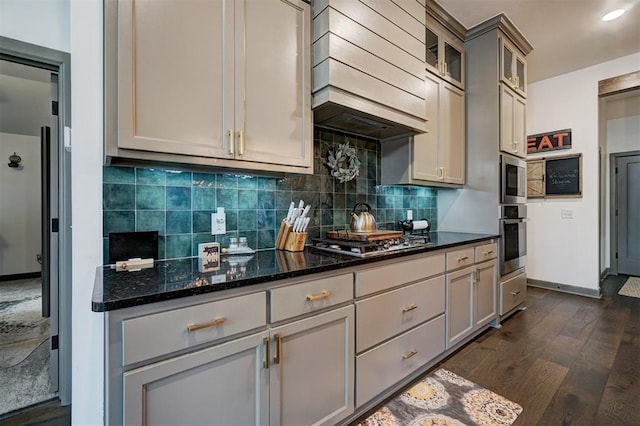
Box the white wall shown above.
[527,52,640,292]
[0,133,41,276]
[70,0,104,424]
[0,0,70,52]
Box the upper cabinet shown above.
[425,15,465,90]
[500,85,527,157]
[105,0,313,175]
[500,36,527,98]
[311,0,428,139]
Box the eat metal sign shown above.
[527,129,572,154]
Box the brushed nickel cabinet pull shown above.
[306,290,330,301]
[263,337,270,369]
[402,304,418,313]
[273,334,283,365]
[228,129,235,156]
[186,317,226,332]
[238,130,244,156]
[402,349,418,360]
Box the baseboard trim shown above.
[600,268,610,280]
[0,271,41,282]
[527,278,602,299]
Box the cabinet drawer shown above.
[355,254,445,297]
[356,315,445,406]
[356,275,445,352]
[122,292,267,366]
[446,247,475,271]
[500,271,527,315]
[475,242,497,262]
[270,273,353,323]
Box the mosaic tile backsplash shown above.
[102,128,439,263]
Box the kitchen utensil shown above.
[350,202,376,232]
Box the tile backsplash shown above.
[102,128,439,264]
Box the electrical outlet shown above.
[561,209,573,219]
[407,210,413,221]
[211,207,226,235]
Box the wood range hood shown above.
[312,0,429,141]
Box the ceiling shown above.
[436,0,640,82]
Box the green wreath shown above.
[327,142,360,183]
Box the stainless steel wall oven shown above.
[499,204,527,275]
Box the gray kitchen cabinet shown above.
[446,245,498,348]
[500,36,527,98]
[500,83,527,158]
[105,0,312,174]
[269,305,354,426]
[381,72,465,186]
[425,11,465,90]
[123,331,269,426]
[465,15,531,161]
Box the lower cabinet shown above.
[123,331,270,426]
[446,258,498,348]
[269,305,354,426]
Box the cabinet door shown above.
[412,73,441,182]
[446,266,474,348]
[500,84,516,155]
[514,95,527,157]
[116,0,232,158]
[425,26,440,77]
[441,81,465,184]
[442,35,464,90]
[123,331,269,426]
[270,305,354,426]
[236,0,312,168]
[474,259,498,327]
[500,36,527,98]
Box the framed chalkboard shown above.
[527,153,582,198]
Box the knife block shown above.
[282,231,307,252]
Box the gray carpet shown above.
[0,278,55,415]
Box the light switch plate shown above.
[561,209,573,219]
[211,209,226,235]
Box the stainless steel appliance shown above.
[499,204,527,275]
[313,233,433,258]
[500,154,527,204]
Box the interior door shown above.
[616,154,640,275]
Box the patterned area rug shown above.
[618,276,640,299]
[359,369,522,426]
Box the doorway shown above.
[0,37,71,413]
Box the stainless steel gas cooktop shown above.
[312,233,434,258]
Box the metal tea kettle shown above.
[350,202,376,232]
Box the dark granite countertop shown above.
[92,232,498,312]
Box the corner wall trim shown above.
[527,278,602,299]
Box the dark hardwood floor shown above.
[1,275,637,426]
[438,274,639,426]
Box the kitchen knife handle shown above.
[187,317,226,332]
[228,129,235,156]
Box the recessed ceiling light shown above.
[602,9,625,21]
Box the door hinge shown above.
[51,335,59,350]
[52,218,59,233]
[51,101,59,116]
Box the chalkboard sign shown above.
[544,154,582,197]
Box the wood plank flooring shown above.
[2,275,637,425]
[438,274,640,426]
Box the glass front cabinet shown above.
[500,36,527,98]
[425,18,465,90]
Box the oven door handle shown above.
[501,218,528,224]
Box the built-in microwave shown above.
[500,154,527,204]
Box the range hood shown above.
[312,2,428,140]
